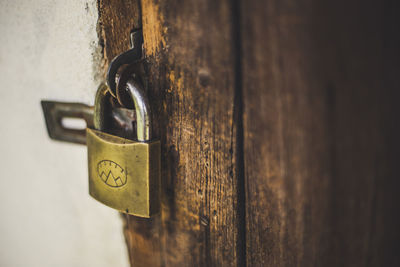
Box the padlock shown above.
[86,81,160,218]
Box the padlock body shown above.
[87,128,160,218]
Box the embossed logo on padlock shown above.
[97,160,127,187]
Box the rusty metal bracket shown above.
[41,99,136,145]
[41,101,94,145]
[107,30,143,98]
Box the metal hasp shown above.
[107,30,143,97]
[87,79,160,218]
[41,101,94,144]
[41,90,136,145]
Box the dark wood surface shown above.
[98,0,400,266]
[97,0,141,68]
[241,0,400,266]
[141,0,243,265]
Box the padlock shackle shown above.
[93,83,110,131]
[94,80,151,141]
[123,78,151,141]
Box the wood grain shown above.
[142,0,243,265]
[97,0,141,73]
[241,0,400,266]
[98,0,243,266]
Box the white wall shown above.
[0,1,129,267]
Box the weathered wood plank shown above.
[98,0,242,266]
[97,0,141,66]
[141,0,242,265]
[241,0,400,266]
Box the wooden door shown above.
[98,0,400,266]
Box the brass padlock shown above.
[87,81,160,218]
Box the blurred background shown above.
[0,1,129,266]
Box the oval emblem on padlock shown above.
[96,160,127,187]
